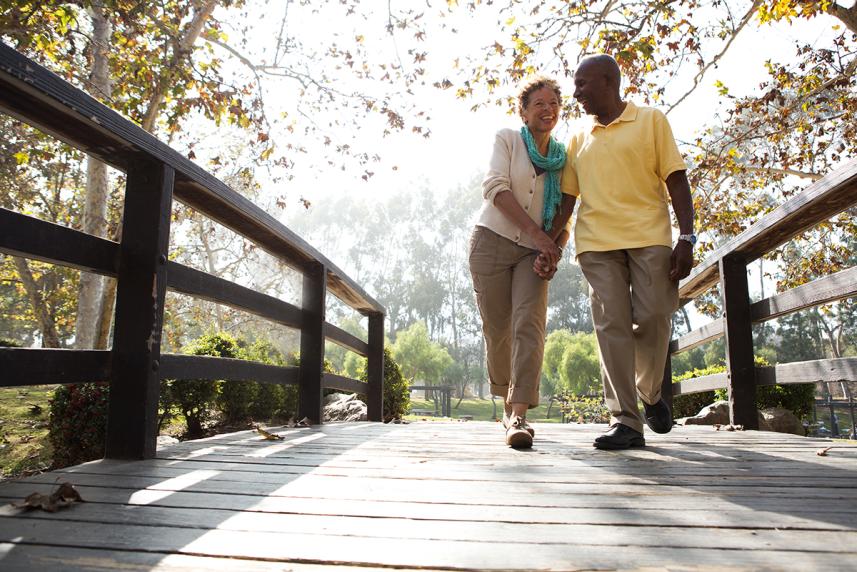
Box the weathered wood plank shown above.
[720,255,758,428]
[0,518,853,570]
[756,358,857,387]
[670,318,724,354]
[298,263,326,423]
[751,266,857,322]
[168,262,303,329]
[159,354,298,385]
[0,207,118,276]
[323,322,368,356]
[322,373,366,394]
[0,348,110,386]
[366,312,384,422]
[672,373,728,395]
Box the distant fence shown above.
[0,42,385,459]
[664,159,857,429]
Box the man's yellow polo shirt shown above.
[561,101,686,254]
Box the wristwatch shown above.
[678,233,697,245]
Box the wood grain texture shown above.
[1,422,855,571]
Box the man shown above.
[559,54,695,449]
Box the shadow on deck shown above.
[1,422,856,571]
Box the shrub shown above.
[245,339,297,420]
[556,392,610,423]
[162,332,240,438]
[48,382,109,468]
[359,347,410,422]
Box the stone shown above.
[156,435,179,447]
[760,407,805,436]
[677,400,730,426]
[323,392,368,422]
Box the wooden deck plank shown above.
[1,422,856,571]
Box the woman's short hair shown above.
[518,76,562,115]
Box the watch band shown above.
[678,233,697,245]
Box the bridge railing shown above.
[0,42,385,459]
[664,158,857,428]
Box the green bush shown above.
[359,347,410,422]
[48,382,109,468]
[245,339,297,420]
[0,338,21,347]
[162,332,239,438]
[556,393,610,423]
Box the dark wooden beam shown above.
[720,255,758,429]
[669,319,725,355]
[672,373,728,396]
[323,322,369,356]
[756,358,857,387]
[322,373,368,395]
[680,159,857,303]
[750,267,857,323]
[160,354,299,385]
[167,262,302,329]
[0,348,110,386]
[0,41,385,315]
[366,312,385,422]
[298,263,326,424]
[0,208,118,276]
[107,162,174,460]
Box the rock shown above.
[760,407,804,436]
[677,400,730,426]
[157,435,179,447]
[323,392,367,422]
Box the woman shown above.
[469,77,574,448]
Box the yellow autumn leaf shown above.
[13,152,29,165]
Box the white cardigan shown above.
[476,128,561,250]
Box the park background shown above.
[1,0,855,474]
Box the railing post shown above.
[719,254,758,429]
[107,162,174,459]
[366,312,384,422]
[298,262,326,424]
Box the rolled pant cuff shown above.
[507,387,539,409]
[490,383,508,400]
[611,414,644,434]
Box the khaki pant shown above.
[578,247,677,433]
[469,226,547,408]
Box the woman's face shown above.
[521,86,561,136]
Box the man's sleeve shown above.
[560,141,580,198]
[653,110,687,181]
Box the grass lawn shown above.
[404,396,563,423]
[0,385,55,478]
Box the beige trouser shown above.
[468,226,547,408]
[578,247,678,433]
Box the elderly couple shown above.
[469,54,695,450]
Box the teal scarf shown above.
[520,126,566,231]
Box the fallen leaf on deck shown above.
[296,417,311,427]
[12,482,84,512]
[817,447,832,456]
[254,426,284,440]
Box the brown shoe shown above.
[505,416,534,448]
[502,412,535,437]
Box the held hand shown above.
[533,253,558,281]
[533,232,561,268]
[669,241,694,281]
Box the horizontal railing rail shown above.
[0,42,385,459]
[666,158,857,428]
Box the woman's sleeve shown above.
[482,131,513,203]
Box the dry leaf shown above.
[713,424,722,431]
[12,482,83,512]
[296,417,311,427]
[254,426,284,441]
[817,446,832,456]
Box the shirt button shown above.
[529,190,533,194]
[524,206,529,211]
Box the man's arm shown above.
[494,191,561,267]
[666,170,694,281]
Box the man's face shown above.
[573,63,610,116]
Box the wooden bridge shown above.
[2,40,857,571]
[2,422,857,570]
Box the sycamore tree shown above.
[0,0,434,348]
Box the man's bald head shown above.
[577,54,621,93]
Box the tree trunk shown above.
[13,257,61,348]
[75,4,112,350]
[829,1,857,34]
[95,1,220,343]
